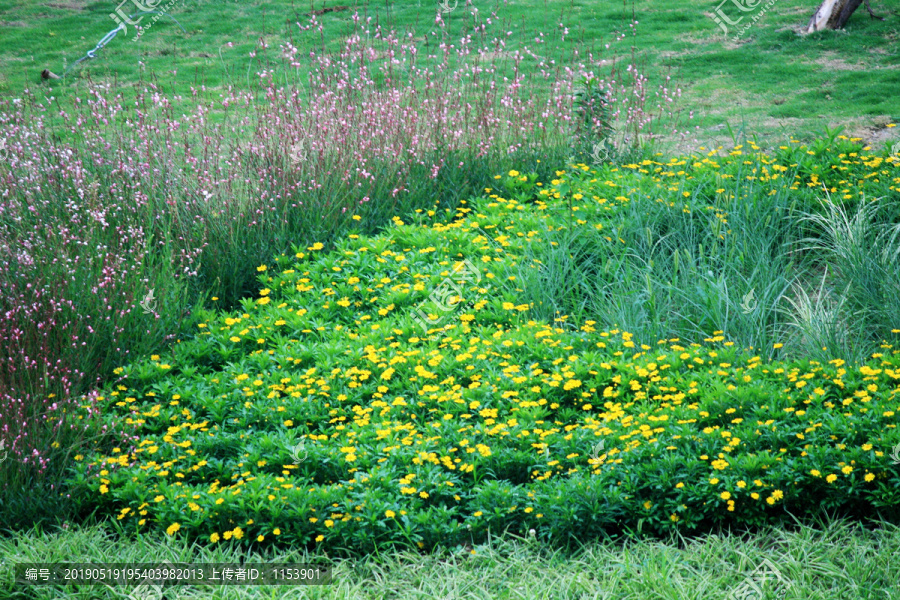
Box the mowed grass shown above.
[0,0,897,148]
[3,517,900,599]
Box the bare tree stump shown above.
[806,0,883,32]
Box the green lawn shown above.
[1,0,898,148]
[4,517,900,599]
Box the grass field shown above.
[1,1,900,599]
[5,517,900,599]
[0,0,898,147]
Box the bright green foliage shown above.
[67,141,900,555]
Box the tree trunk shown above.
[806,0,881,32]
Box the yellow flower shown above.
[257,535,265,542]
[474,511,483,517]
[508,170,520,177]
[257,265,267,272]
[99,485,109,494]
[675,482,684,489]
[709,478,719,485]
[720,491,731,500]
[385,510,396,518]
[736,480,747,488]
[810,469,821,477]
[325,520,334,528]
[841,465,853,475]
[826,474,837,483]
[864,473,875,482]
[233,527,243,539]
[315,535,324,542]
[308,242,324,251]
[166,523,181,536]
[563,379,582,391]
[210,533,220,543]
[273,528,281,535]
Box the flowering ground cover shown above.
[67,139,900,556]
